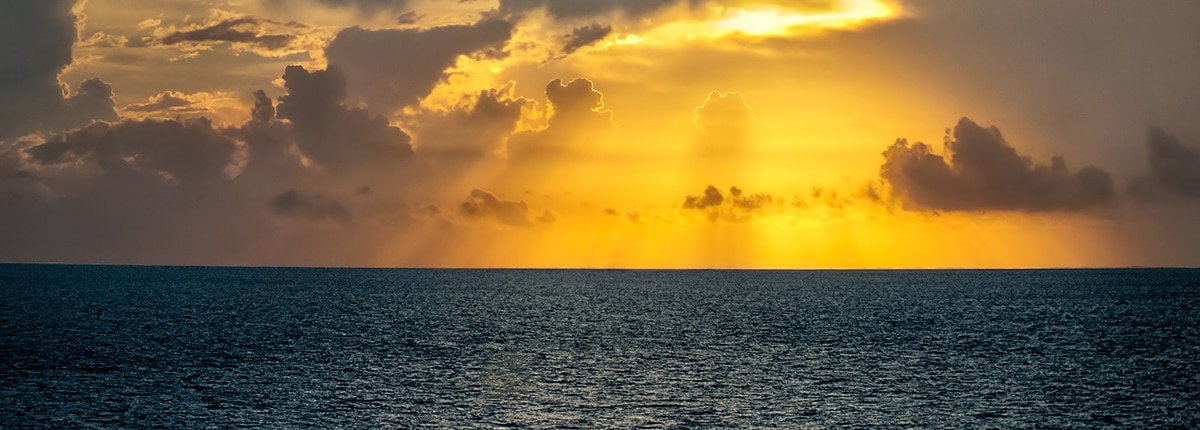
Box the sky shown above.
[1,0,1199,268]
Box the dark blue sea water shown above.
[2,265,1198,428]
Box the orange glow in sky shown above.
[1,0,1198,268]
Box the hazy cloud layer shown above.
[269,189,350,223]
[881,118,1114,212]
[325,18,514,114]
[1128,128,1200,201]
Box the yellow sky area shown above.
[634,0,902,43]
[373,206,1130,269]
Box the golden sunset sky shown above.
[2,0,1199,268]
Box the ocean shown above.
[1,265,1198,428]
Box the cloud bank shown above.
[881,118,1114,212]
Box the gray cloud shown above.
[325,18,514,114]
[563,24,612,55]
[1128,127,1200,201]
[507,78,614,161]
[881,117,1114,212]
[0,62,431,265]
[682,185,775,222]
[459,189,540,227]
[26,118,240,187]
[0,1,117,139]
[158,17,298,50]
[269,190,350,222]
[275,65,414,174]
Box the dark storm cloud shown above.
[158,17,297,50]
[459,189,537,226]
[1128,127,1200,201]
[325,18,514,114]
[694,91,754,155]
[562,24,612,55]
[498,0,699,19]
[881,118,1114,212]
[507,78,614,161]
[413,88,530,159]
[275,65,414,174]
[269,190,350,222]
[0,1,118,139]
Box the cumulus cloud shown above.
[459,189,542,227]
[1128,127,1200,201]
[25,118,241,187]
[563,24,612,55]
[325,18,514,114]
[0,1,117,139]
[412,88,530,159]
[275,65,413,174]
[694,91,754,155]
[881,117,1114,212]
[269,189,350,222]
[682,185,775,222]
[507,78,614,161]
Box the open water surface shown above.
[2,265,1199,428]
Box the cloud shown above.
[694,91,754,155]
[269,189,350,222]
[260,0,411,13]
[148,14,327,60]
[411,87,531,159]
[682,185,775,222]
[25,117,241,186]
[0,1,117,139]
[65,78,119,125]
[498,0,697,19]
[459,189,538,226]
[325,18,515,114]
[1128,127,1200,201]
[0,74,414,265]
[563,24,612,55]
[275,65,414,174]
[124,92,201,113]
[158,17,297,50]
[507,78,614,161]
[881,117,1114,212]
